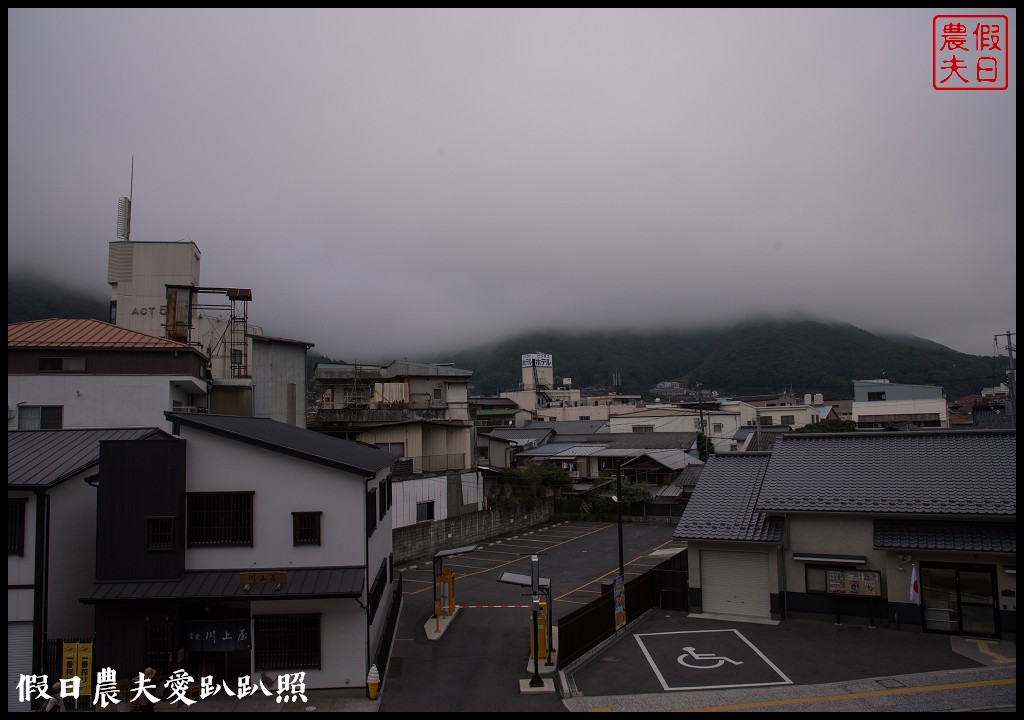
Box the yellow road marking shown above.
[966,639,1017,664]
[585,677,1017,712]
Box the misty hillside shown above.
[446,323,1008,401]
[8,273,109,324]
[8,274,1008,402]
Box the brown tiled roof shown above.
[8,318,199,351]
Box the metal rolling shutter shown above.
[8,622,33,712]
[700,550,771,618]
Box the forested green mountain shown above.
[447,322,1008,401]
[9,275,1008,402]
[8,273,109,324]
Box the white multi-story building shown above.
[851,379,948,429]
[8,318,209,433]
[107,240,311,426]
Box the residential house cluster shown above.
[7,236,1016,714]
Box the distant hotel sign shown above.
[522,353,553,368]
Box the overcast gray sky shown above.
[8,8,1016,361]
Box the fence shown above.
[553,497,684,522]
[556,550,688,669]
[373,573,403,681]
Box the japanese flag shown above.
[909,564,921,605]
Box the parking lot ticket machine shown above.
[432,545,478,620]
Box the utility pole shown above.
[529,554,543,687]
[696,383,707,460]
[997,331,1016,428]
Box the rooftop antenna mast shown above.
[116,156,134,242]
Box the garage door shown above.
[700,550,771,618]
[8,622,33,712]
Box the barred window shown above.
[146,517,174,551]
[9,499,27,556]
[292,512,321,546]
[144,622,174,675]
[254,614,321,671]
[187,492,253,547]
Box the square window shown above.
[17,406,63,430]
[145,517,174,551]
[187,492,253,547]
[292,512,321,546]
[416,501,435,523]
[254,614,321,671]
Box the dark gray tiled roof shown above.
[485,428,552,442]
[757,430,1015,517]
[623,448,697,470]
[472,408,521,417]
[515,443,610,459]
[524,420,609,435]
[674,453,781,543]
[8,428,170,489]
[554,432,696,449]
[874,520,1016,553]
[166,413,398,476]
[973,406,1014,429]
[83,567,364,603]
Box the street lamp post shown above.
[613,460,627,631]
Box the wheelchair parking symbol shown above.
[635,628,792,692]
[677,646,743,669]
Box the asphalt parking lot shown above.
[378,520,1016,713]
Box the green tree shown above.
[790,419,858,433]
[490,463,562,511]
[696,431,716,462]
[618,480,653,507]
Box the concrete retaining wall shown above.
[393,499,554,565]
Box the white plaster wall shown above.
[8,375,193,432]
[390,475,449,529]
[785,516,884,594]
[7,492,36,622]
[249,598,365,690]
[179,428,370,570]
[251,341,307,428]
[852,397,949,425]
[755,405,821,429]
[109,241,201,338]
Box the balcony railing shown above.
[172,406,209,414]
[393,453,467,477]
[316,407,451,424]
